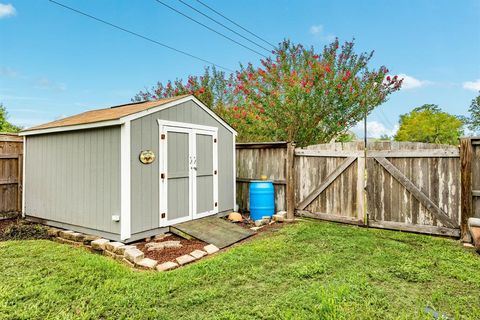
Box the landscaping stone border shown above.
[47,227,219,272]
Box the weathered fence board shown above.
[236,142,288,213]
[0,134,23,215]
[470,138,480,219]
[460,137,480,239]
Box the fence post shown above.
[286,141,296,220]
[460,138,473,241]
[356,154,366,225]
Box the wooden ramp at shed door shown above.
[171,217,255,249]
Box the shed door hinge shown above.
[215,202,218,207]
[161,133,166,140]
[161,213,166,219]
[214,138,217,143]
[214,170,217,175]
[161,173,165,179]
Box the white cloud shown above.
[352,121,398,138]
[395,73,431,90]
[463,79,480,91]
[0,3,16,18]
[0,67,67,91]
[34,77,67,91]
[0,66,18,77]
[309,24,335,42]
[309,25,323,35]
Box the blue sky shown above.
[1,0,479,137]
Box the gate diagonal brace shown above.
[296,157,357,210]
[374,157,456,229]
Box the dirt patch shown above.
[222,213,284,234]
[0,218,49,241]
[136,234,207,264]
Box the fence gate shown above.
[366,142,460,237]
[295,142,365,225]
[294,141,461,237]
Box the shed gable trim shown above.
[121,96,237,135]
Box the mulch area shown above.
[0,218,49,241]
[135,234,207,265]
[0,218,17,234]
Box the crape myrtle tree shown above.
[132,39,402,146]
[132,66,235,109]
[226,39,402,146]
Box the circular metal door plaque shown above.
[139,150,155,164]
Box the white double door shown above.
[158,120,218,227]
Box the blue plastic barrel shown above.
[249,181,275,221]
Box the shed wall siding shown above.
[130,100,234,234]
[25,127,121,234]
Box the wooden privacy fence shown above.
[0,133,23,216]
[4,136,474,237]
[237,141,464,237]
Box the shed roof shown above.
[22,95,189,132]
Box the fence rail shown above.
[0,134,23,216]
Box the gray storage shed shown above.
[20,95,237,242]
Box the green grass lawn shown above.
[1,220,479,319]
